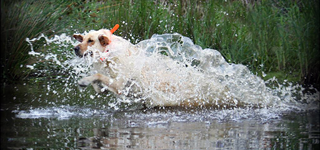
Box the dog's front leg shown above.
[78,73,122,94]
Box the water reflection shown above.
[1,81,319,149]
[2,108,319,149]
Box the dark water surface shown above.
[1,82,319,149]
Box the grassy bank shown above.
[1,0,69,81]
[1,0,319,88]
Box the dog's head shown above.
[73,29,111,57]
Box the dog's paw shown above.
[78,78,92,87]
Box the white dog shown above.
[73,27,235,107]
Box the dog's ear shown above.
[73,34,83,42]
[98,35,110,46]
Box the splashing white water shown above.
[21,32,319,120]
[133,34,278,107]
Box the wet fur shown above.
[74,29,144,100]
[73,29,234,107]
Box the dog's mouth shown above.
[73,46,93,58]
[74,50,93,58]
[83,51,93,57]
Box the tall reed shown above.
[1,0,69,82]
[2,0,319,88]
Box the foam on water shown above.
[18,32,319,122]
[14,106,110,120]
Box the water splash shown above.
[20,32,319,121]
[134,34,280,107]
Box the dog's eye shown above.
[88,39,93,43]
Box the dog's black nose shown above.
[74,46,80,52]
[74,46,82,57]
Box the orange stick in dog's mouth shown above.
[110,24,119,34]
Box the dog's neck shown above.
[99,49,110,62]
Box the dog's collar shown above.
[100,49,109,62]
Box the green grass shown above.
[1,0,70,81]
[1,0,319,88]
